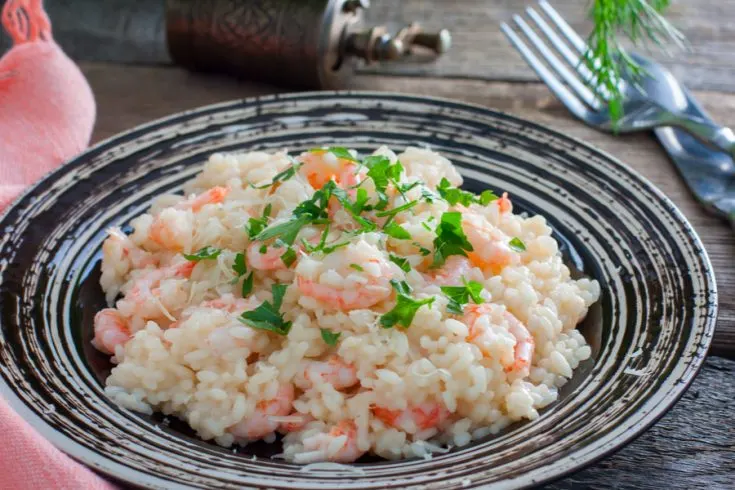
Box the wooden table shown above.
[27,0,734,487]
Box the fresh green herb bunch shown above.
[587,0,685,121]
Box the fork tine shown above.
[501,22,594,123]
[538,0,587,54]
[512,14,602,110]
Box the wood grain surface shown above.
[80,62,734,490]
[363,0,735,93]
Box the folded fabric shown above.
[0,1,113,488]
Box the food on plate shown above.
[95,146,600,462]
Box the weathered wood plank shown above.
[5,0,735,94]
[361,0,735,94]
[80,63,735,357]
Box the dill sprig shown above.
[586,0,686,121]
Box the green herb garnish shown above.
[311,147,359,162]
[440,280,485,315]
[241,272,254,297]
[320,328,341,346]
[349,263,364,272]
[232,252,247,276]
[281,247,297,267]
[380,293,435,329]
[183,246,222,262]
[240,283,291,335]
[389,254,411,273]
[384,222,411,240]
[375,200,418,218]
[437,178,498,207]
[509,237,527,252]
[432,212,473,268]
[390,279,413,295]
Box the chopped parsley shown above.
[390,279,413,295]
[252,163,301,189]
[384,222,411,240]
[320,328,341,346]
[239,283,291,335]
[441,280,485,315]
[310,147,359,162]
[241,272,254,297]
[255,215,311,246]
[375,200,418,218]
[509,237,527,252]
[280,247,297,267]
[349,263,364,272]
[421,222,432,232]
[183,246,222,262]
[246,216,268,240]
[232,252,247,276]
[437,178,498,207]
[432,212,473,268]
[389,254,411,272]
[380,293,435,329]
[415,244,432,256]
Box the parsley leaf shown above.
[252,163,302,189]
[320,328,341,346]
[311,147,359,162]
[232,252,247,276]
[349,263,364,272]
[366,157,392,193]
[509,237,527,252]
[246,216,268,240]
[384,222,411,240]
[183,246,222,262]
[440,280,485,315]
[240,283,291,335]
[375,200,417,218]
[390,279,413,295]
[380,294,435,329]
[432,212,473,268]
[437,178,498,206]
[415,243,431,256]
[281,247,297,267]
[241,271,254,297]
[389,254,411,272]
[255,215,311,246]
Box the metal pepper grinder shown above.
[166,0,451,89]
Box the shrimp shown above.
[462,212,520,275]
[463,304,534,376]
[426,255,483,286]
[247,242,290,271]
[295,240,397,311]
[176,186,230,212]
[373,401,450,434]
[279,413,315,433]
[497,192,512,214]
[148,208,191,251]
[228,384,295,441]
[92,308,130,355]
[298,151,362,190]
[292,420,365,464]
[115,260,194,321]
[294,356,358,390]
[199,294,257,312]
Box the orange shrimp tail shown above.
[2,0,51,45]
[498,192,512,214]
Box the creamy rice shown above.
[94,146,600,462]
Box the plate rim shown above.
[0,90,719,489]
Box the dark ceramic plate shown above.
[0,93,717,489]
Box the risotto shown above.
[95,146,600,463]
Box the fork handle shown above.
[665,114,735,156]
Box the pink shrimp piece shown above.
[373,401,450,433]
[462,212,520,275]
[298,151,360,190]
[293,420,365,464]
[92,308,130,355]
[177,186,230,212]
[148,209,190,251]
[247,242,291,271]
[296,259,391,310]
[295,356,358,390]
[199,294,257,312]
[464,304,534,376]
[228,384,295,441]
[426,255,479,286]
[497,192,512,214]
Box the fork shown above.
[501,0,735,158]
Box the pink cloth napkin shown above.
[0,1,113,488]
